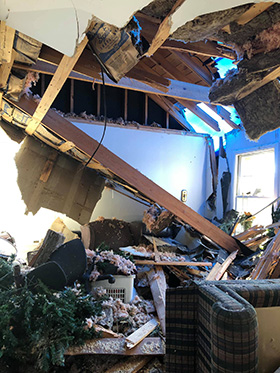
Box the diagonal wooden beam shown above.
[237,65,280,101]
[147,0,186,56]
[148,94,193,131]
[161,39,236,60]
[25,36,88,135]
[237,2,274,26]
[206,104,239,129]
[178,99,220,132]
[172,50,213,85]
[221,2,274,33]
[5,94,241,253]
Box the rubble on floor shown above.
[1,203,280,372]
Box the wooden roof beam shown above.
[14,59,211,103]
[6,94,242,253]
[25,36,88,135]
[221,2,274,33]
[178,99,220,132]
[237,2,275,26]
[171,50,213,86]
[160,39,236,60]
[148,94,193,131]
[137,11,236,60]
[206,104,240,129]
[150,51,190,82]
[147,0,186,56]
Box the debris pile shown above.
[2,202,280,372]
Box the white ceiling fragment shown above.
[0,0,152,56]
[1,0,280,57]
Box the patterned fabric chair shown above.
[166,279,280,372]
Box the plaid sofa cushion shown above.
[166,279,280,373]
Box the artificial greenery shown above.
[239,212,254,231]
[0,259,102,372]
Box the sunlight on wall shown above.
[0,128,79,259]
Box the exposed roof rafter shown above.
[178,99,220,132]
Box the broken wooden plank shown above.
[250,231,280,279]
[270,260,280,279]
[29,229,65,267]
[135,260,212,266]
[25,36,88,135]
[147,0,186,56]
[206,250,238,281]
[65,337,164,356]
[126,319,159,349]
[161,39,236,60]
[94,325,122,339]
[234,225,265,241]
[105,356,152,373]
[169,265,190,281]
[147,268,166,335]
[5,95,242,253]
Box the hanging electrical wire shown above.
[83,42,108,169]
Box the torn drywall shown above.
[14,136,105,224]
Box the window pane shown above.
[237,150,275,197]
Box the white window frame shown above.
[233,146,277,223]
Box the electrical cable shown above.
[83,61,107,169]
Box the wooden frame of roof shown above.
[1,3,279,255]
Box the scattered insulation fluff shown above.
[86,249,137,279]
[22,71,40,97]
[88,293,154,335]
[142,205,174,234]
[239,22,280,58]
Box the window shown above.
[235,149,275,225]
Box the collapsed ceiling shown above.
[2,1,280,140]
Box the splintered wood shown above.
[206,250,238,281]
[125,319,158,349]
[250,231,280,279]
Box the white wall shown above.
[72,121,212,221]
[225,128,280,223]
[0,120,212,258]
